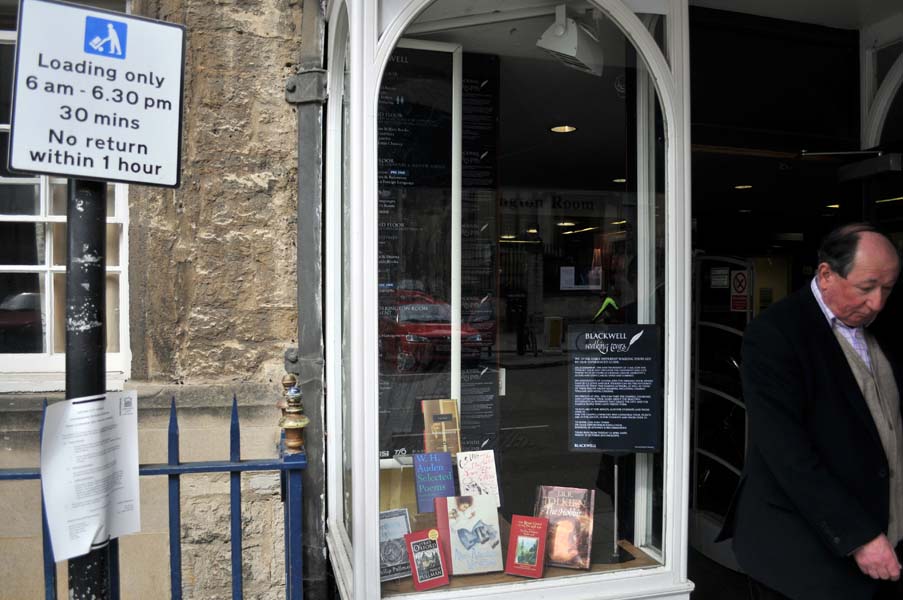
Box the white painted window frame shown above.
[860,12,903,148]
[325,3,355,599]
[325,0,693,597]
[0,30,131,393]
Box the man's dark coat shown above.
[718,286,903,599]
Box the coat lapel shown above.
[799,287,883,448]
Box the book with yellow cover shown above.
[421,399,461,454]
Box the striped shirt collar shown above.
[811,277,871,369]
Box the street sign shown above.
[10,0,185,187]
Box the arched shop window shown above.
[326,1,692,598]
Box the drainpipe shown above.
[284,0,327,598]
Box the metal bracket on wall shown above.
[285,69,327,105]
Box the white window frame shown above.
[326,0,693,597]
[0,30,131,393]
[860,11,903,148]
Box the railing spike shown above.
[230,395,240,462]
[168,397,179,466]
[40,398,47,438]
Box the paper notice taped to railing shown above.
[41,391,140,561]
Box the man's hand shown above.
[853,534,901,581]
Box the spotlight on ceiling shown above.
[550,125,577,133]
[536,5,604,77]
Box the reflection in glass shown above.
[377,4,668,593]
[0,272,45,352]
[340,29,354,539]
[51,271,120,354]
[0,44,12,124]
[106,274,120,353]
[0,184,40,216]
[52,223,121,266]
[0,222,45,264]
[51,181,117,217]
[0,133,14,178]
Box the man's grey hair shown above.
[817,223,895,278]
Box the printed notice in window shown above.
[41,390,140,561]
[568,325,662,453]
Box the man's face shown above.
[819,232,900,328]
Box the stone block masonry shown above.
[129,0,303,384]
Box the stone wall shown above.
[129,0,302,384]
[0,0,307,597]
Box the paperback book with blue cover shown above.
[413,452,455,513]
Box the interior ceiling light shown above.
[536,4,604,77]
[526,227,539,234]
[612,178,627,184]
[825,204,840,209]
[563,226,599,235]
[876,195,903,204]
[557,221,576,227]
[500,234,516,240]
[550,125,577,133]
[734,185,753,190]
[611,220,627,225]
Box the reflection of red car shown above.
[464,297,496,355]
[0,292,43,353]
[379,290,484,372]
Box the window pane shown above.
[0,44,12,125]
[53,273,64,353]
[52,223,120,266]
[0,222,46,265]
[341,31,353,539]
[0,183,40,216]
[0,133,15,178]
[106,274,120,353]
[378,5,667,593]
[51,181,116,217]
[53,272,119,354]
[0,272,46,353]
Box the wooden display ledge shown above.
[382,540,660,595]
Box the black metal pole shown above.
[65,178,111,600]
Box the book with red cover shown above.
[403,528,450,591]
[435,495,503,575]
[533,485,595,569]
[504,515,549,578]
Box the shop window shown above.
[0,32,129,392]
[373,3,667,594]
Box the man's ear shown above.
[817,262,833,283]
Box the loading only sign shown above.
[9,0,185,187]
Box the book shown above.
[379,508,412,581]
[421,398,461,454]
[404,528,450,591]
[456,450,500,507]
[435,495,503,575]
[412,452,455,513]
[504,515,549,578]
[533,485,595,569]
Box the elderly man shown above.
[719,223,903,599]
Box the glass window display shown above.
[371,2,668,594]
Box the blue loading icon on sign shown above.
[84,16,127,59]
